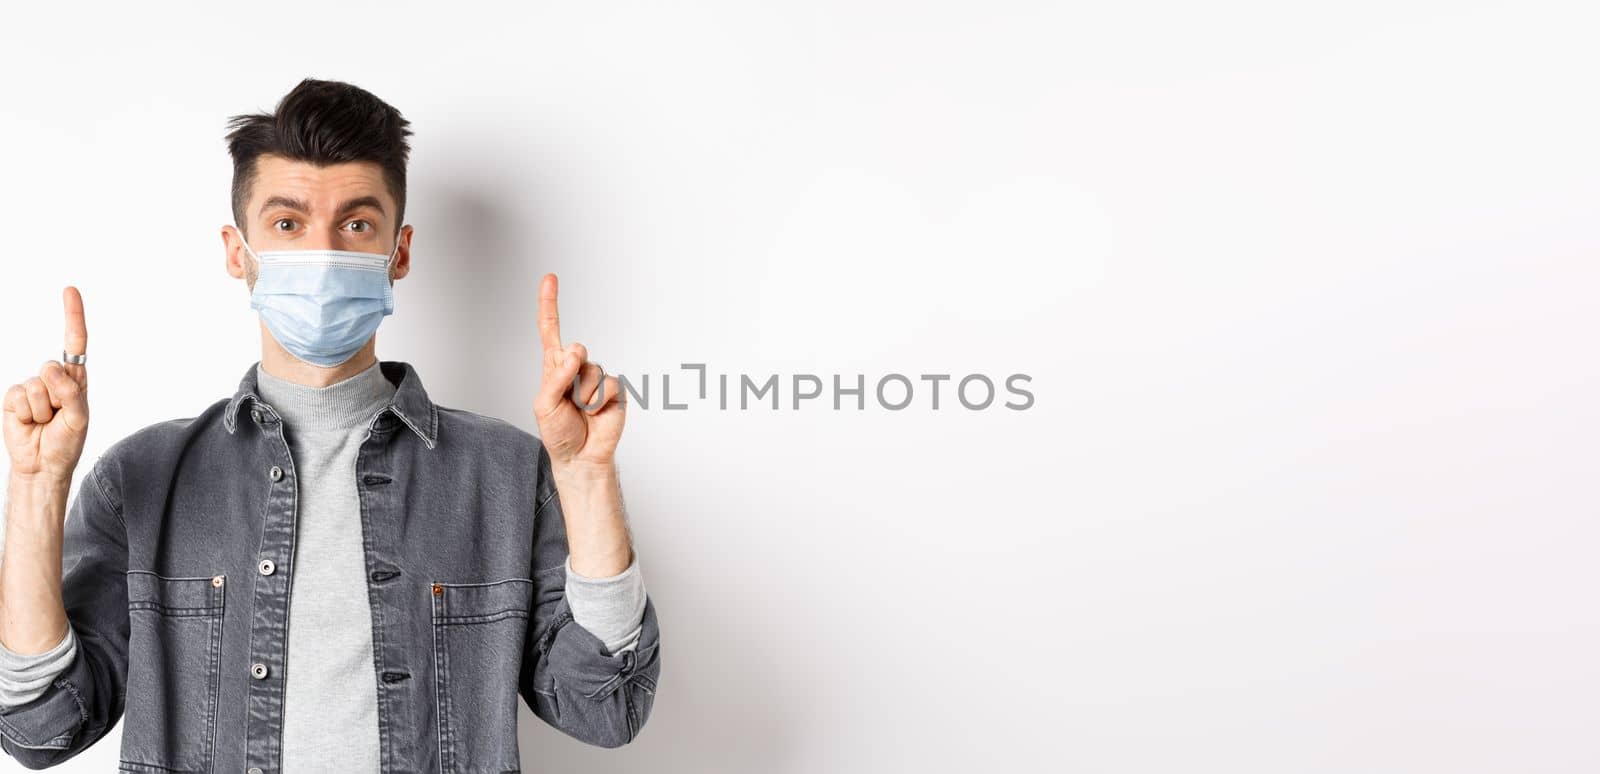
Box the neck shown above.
[255,357,396,432]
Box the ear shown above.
[391,224,413,281]
[222,224,251,280]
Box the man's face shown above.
[225,153,410,289]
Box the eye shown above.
[346,220,372,233]
[273,218,296,232]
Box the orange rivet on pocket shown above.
[212,575,224,587]
[432,583,443,596]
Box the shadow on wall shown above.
[415,148,802,772]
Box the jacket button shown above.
[250,662,269,679]
[269,465,283,481]
[258,559,276,576]
[248,768,264,774]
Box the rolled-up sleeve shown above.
[564,552,647,655]
[518,444,661,749]
[0,626,77,710]
[0,457,130,769]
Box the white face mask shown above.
[242,235,401,367]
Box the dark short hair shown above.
[225,78,413,239]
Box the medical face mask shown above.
[241,235,401,368]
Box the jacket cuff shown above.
[0,633,92,753]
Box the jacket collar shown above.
[223,359,439,449]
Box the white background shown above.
[2,1,1597,772]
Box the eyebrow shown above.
[258,195,387,218]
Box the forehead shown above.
[248,154,392,214]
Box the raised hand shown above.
[533,273,624,468]
[4,287,91,483]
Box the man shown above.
[0,78,661,772]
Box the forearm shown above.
[0,474,71,655]
[550,462,633,579]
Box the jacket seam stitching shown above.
[90,460,125,530]
[536,609,575,657]
[53,673,90,730]
[534,487,559,517]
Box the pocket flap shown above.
[126,571,225,614]
[431,578,533,623]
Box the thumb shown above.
[40,362,88,434]
[535,343,587,415]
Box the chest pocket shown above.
[121,570,226,774]
[430,577,534,773]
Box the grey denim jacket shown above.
[0,360,662,773]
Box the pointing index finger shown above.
[538,273,562,353]
[62,285,87,359]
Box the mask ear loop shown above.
[385,229,403,273]
[239,228,261,265]
[382,230,403,313]
[239,231,267,296]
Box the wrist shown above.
[4,473,71,536]
[551,458,619,487]
[8,471,72,498]
[550,458,625,519]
